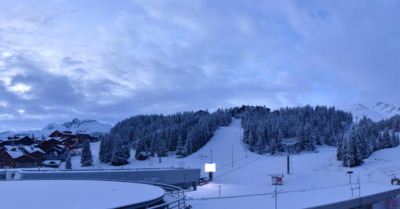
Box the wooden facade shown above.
[0,136,35,147]
[1,151,36,168]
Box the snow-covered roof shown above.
[3,145,18,150]
[43,160,61,165]
[23,146,45,154]
[5,149,26,159]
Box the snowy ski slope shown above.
[63,119,400,209]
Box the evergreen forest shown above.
[99,109,231,165]
[98,104,400,168]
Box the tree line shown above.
[239,105,353,155]
[337,116,400,167]
[98,109,231,165]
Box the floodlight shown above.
[205,163,216,172]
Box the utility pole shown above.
[271,183,283,209]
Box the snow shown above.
[0,118,112,139]
[22,146,45,154]
[0,180,165,209]
[24,119,400,208]
[342,102,400,122]
[43,160,61,166]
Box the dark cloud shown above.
[60,57,84,68]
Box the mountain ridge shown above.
[346,102,400,122]
[0,118,112,139]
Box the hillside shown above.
[62,119,400,209]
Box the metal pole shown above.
[275,183,278,209]
[219,185,221,197]
[287,154,290,174]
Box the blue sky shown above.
[1,0,400,131]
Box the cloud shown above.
[0,0,400,131]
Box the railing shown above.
[116,180,186,209]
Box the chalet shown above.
[39,138,62,152]
[22,146,45,165]
[49,130,64,138]
[43,160,61,168]
[76,132,99,142]
[230,105,271,117]
[62,131,77,140]
[0,136,35,147]
[0,146,36,168]
[44,145,67,161]
[47,130,79,147]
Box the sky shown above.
[1,0,400,131]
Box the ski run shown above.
[56,119,400,209]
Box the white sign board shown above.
[205,163,216,172]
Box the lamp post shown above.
[347,171,353,184]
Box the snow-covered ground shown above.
[61,119,400,208]
[0,180,164,209]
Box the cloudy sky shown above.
[1,0,400,131]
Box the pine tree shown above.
[184,132,194,156]
[111,134,130,165]
[73,139,80,149]
[314,127,322,146]
[80,139,93,166]
[104,134,114,163]
[175,134,185,157]
[377,132,383,149]
[256,133,265,154]
[382,128,391,149]
[343,140,355,167]
[65,148,72,169]
[391,130,399,147]
[61,148,69,162]
[248,130,256,152]
[269,138,277,155]
[336,132,345,161]
[397,133,400,147]
[355,133,367,159]
[276,130,285,152]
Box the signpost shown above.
[269,174,284,209]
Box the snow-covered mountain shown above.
[346,102,400,122]
[0,118,112,139]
